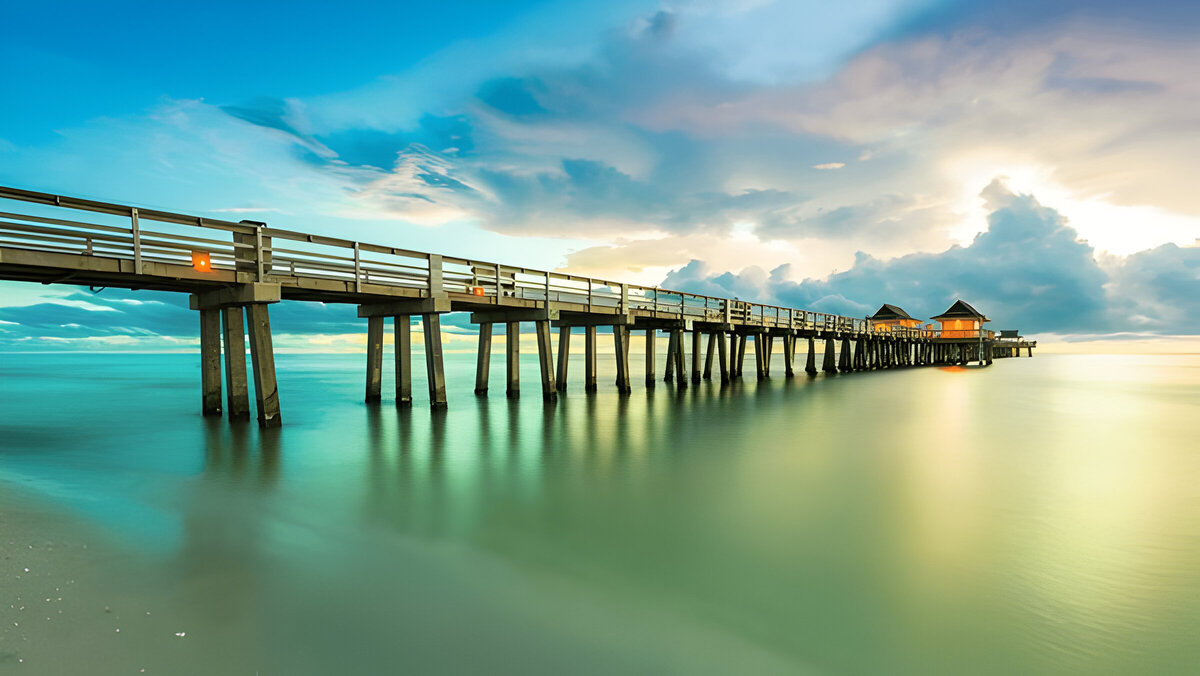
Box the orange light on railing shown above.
[471,286,485,296]
[191,251,212,272]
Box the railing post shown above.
[255,225,265,282]
[353,242,362,292]
[130,208,142,275]
[620,283,628,314]
[428,254,444,296]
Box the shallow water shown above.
[1,351,1198,674]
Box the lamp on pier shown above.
[192,251,212,272]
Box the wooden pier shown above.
[0,186,1036,426]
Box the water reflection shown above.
[2,354,1198,674]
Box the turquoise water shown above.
[2,351,1198,674]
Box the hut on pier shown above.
[931,300,990,338]
[870,304,921,332]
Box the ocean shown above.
[2,351,1198,674]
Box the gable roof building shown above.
[930,300,990,323]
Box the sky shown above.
[1,0,1197,351]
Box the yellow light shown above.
[192,251,212,272]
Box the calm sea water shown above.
[1,350,1198,674]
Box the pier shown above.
[0,186,1036,427]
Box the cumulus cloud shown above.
[664,181,1130,333]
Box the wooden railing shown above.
[0,186,1032,340]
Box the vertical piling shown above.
[703,332,716,380]
[245,304,281,428]
[673,329,688,389]
[716,332,730,384]
[664,330,678,383]
[422,314,448,408]
[691,331,702,384]
[614,325,632,394]
[754,334,767,380]
[200,308,222,416]
[395,316,413,407]
[535,320,557,401]
[584,326,598,392]
[555,326,570,392]
[365,315,384,403]
[221,307,249,421]
[735,334,747,379]
[823,335,838,374]
[805,336,818,375]
[506,321,520,398]
[783,334,795,377]
[839,337,852,371]
[645,329,656,387]
[475,323,492,395]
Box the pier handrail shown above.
[0,184,872,332]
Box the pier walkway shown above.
[0,186,1035,426]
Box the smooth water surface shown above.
[2,351,1198,674]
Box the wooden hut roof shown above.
[871,304,915,320]
[930,299,990,322]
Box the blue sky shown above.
[1,0,1198,350]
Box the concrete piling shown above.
[613,325,632,394]
[584,326,598,393]
[200,308,223,416]
[555,326,570,392]
[506,321,520,398]
[645,329,657,387]
[716,331,730,384]
[395,317,413,407]
[422,314,448,408]
[691,331,702,384]
[805,336,817,375]
[221,307,250,421]
[535,320,557,402]
[703,332,716,380]
[823,335,838,374]
[475,322,492,395]
[365,315,384,403]
[245,303,281,428]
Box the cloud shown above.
[812,162,844,170]
[664,181,1123,333]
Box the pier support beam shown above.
[703,332,716,380]
[753,334,766,380]
[506,322,520,398]
[691,331,702,384]
[716,332,730,384]
[613,325,632,394]
[555,326,570,392]
[422,314,448,408]
[734,334,747,379]
[664,330,677,383]
[365,315,384,403]
[823,336,838,374]
[783,334,795,377]
[645,329,656,387]
[395,317,413,407]
[221,307,249,421]
[805,336,818,375]
[245,303,281,428]
[200,308,223,417]
[673,329,688,389]
[535,320,557,402]
[838,337,852,372]
[475,323,492,395]
[584,326,598,392]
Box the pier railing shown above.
[0,185,874,333]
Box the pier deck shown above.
[0,185,1034,426]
